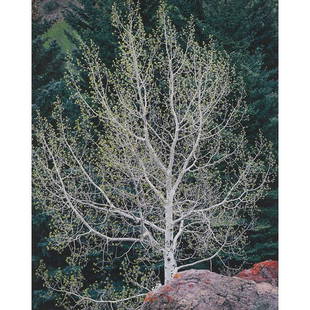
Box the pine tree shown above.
[64,0,118,67]
[32,4,74,308]
[32,8,65,114]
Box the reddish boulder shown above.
[235,260,278,286]
[141,269,278,310]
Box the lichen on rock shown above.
[141,266,278,310]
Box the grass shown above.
[43,21,79,52]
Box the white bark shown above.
[164,195,177,282]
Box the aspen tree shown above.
[33,1,274,308]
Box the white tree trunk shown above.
[164,200,177,283]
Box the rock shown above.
[141,269,278,310]
[235,260,278,286]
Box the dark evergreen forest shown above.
[32,0,278,309]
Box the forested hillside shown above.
[32,1,278,309]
